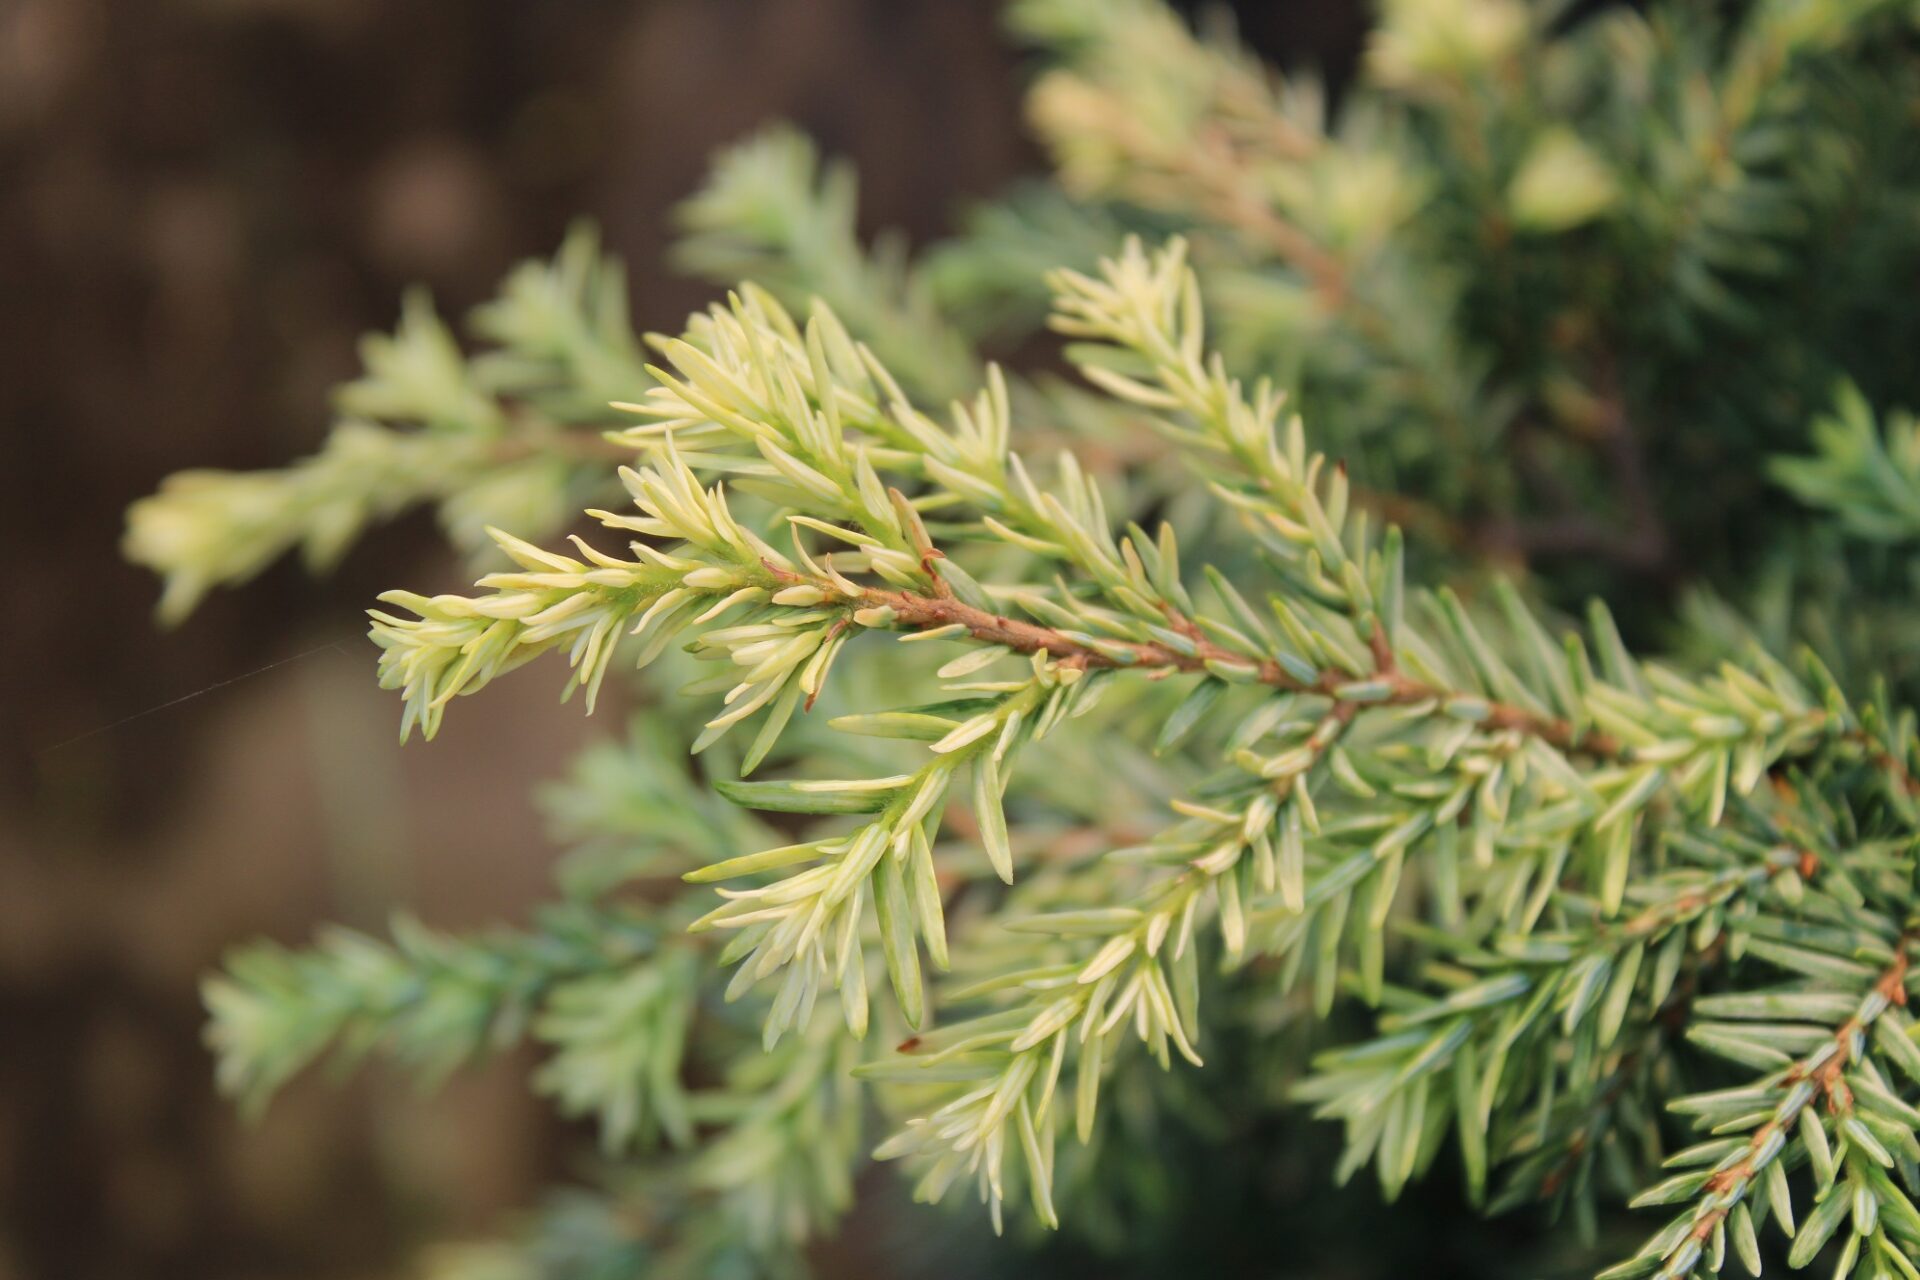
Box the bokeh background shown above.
[1,3,1378,1277]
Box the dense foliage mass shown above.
[126,1,1920,1276]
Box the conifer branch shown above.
[127,6,1920,1272]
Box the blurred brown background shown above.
[0,3,1362,1277]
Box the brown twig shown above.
[1677,931,1915,1256]
[767,561,1625,760]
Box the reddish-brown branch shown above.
[768,562,1625,760]
[855,571,1920,795]
[1677,932,1915,1253]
